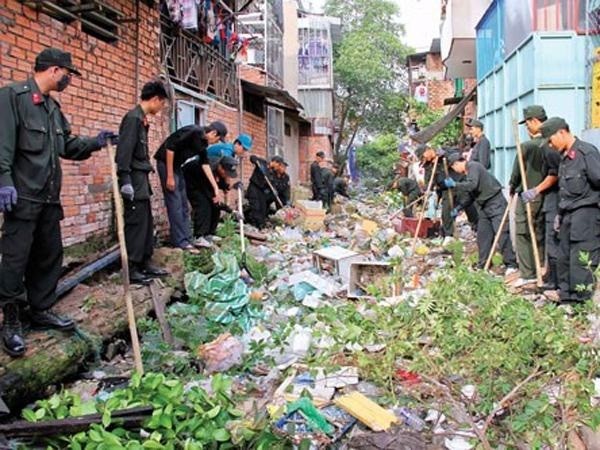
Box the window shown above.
[175,100,206,128]
[19,0,125,43]
[267,106,284,157]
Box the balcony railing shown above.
[160,18,239,107]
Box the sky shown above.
[303,0,441,51]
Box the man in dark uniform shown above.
[508,106,549,286]
[467,119,492,170]
[246,155,272,229]
[446,153,517,272]
[510,106,562,288]
[154,123,225,250]
[331,164,350,199]
[417,144,455,236]
[321,162,335,211]
[391,177,421,217]
[116,81,169,284]
[0,48,115,357]
[269,156,290,210]
[540,117,600,303]
[310,151,327,202]
[182,155,237,240]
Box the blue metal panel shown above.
[476,0,505,80]
[476,31,587,185]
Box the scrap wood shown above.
[334,392,398,432]
[0,406,153,438]
[148,279,174,346]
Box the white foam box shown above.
[312,246,364,283]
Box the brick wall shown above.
[0,0,170,246]
[427,79,455,111]
[239,64,266,85]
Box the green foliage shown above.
[23,373,290,449]
[355,134,400,184]
[413,101,463,148]
[299,266,598,446]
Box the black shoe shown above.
[2,304,25,357]
[141,263,169,278]
[30,310,75,331]
[130,267,151,285]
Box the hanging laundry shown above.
[181,0,199,30]
[166,0,182,24]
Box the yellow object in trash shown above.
[415,245,429,256]
[334,392,398,431]
[361,219,379,236]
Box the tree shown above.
[325,0,412,166]
[412,101,463,148]
[355,133,400,184]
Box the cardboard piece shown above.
[335,392,398,432]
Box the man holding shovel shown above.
[0,48,116,357]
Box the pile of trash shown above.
[6,190,600,449]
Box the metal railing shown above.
[160,18,239,107]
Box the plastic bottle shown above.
[397,407,426,431]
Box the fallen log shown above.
[0,406,153,438]
[0,248,184,410]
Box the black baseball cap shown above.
[519,105,547,124]
[35,48,81,76]
[467,118,484,129]
[207,121,228,139]
[219,156,238,177]
[271,155,288,166]
[316,151,325,158]
[539,117,569,146]
[415,144,430,159]
[447,152,464,166]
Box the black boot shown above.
[141,261,169,278]
[542,259,559,290]
[2,304,25,357]
[30,309,75,331]
[129,264,151,285]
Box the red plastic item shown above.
[393,217,439,238]
[395,369,422,385]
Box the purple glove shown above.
[0,186,17,212]
[96,130,118,148]
[521,188,538,203]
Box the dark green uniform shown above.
[556,138,600,302]
[471,135,491,170]
[508,136,546,279]
[246,156,271,229]
[542,146,561,288]
[455,161,517,269]
[310,161,327,202]
[321,167,334,210]
[116,105,155,268]
[0,78,101,311]
[395,177,421,217]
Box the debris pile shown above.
[3,190,599,449]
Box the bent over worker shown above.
[540,117,600,303]
[0,48,116,357]
[446,153,517,272]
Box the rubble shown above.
[5,190,599,449]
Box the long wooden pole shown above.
[107,142,144,375]
[411,156,439,253]
[484,196,514,271]
[389,194,426,221]
[511,111,543,287]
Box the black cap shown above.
[219,155,238,178]
[539,117,569,146]
[519,105,547,124]
[35,48,81,76]
[415,144,429,159]
[271,155,288,166]
[467,118,484,129]
[316,151,325,158]
[447,152,464,166]
[207,121,228,139]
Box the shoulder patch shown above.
[13,82,31,95]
